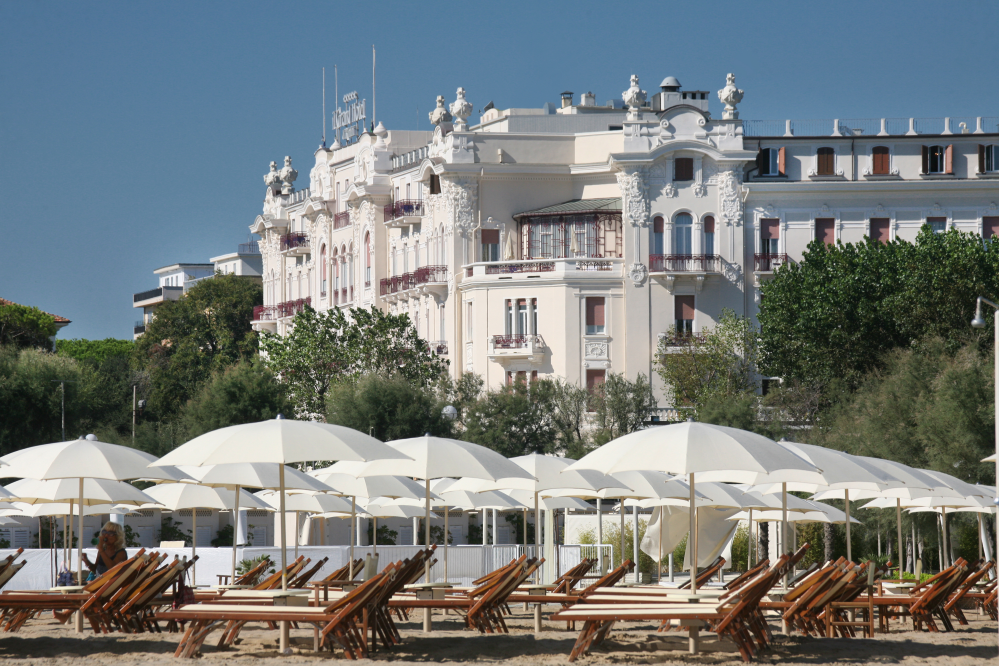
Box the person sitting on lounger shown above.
[82,522,128,578]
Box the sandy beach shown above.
[0,608,994,665]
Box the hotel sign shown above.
[333,91,367,143]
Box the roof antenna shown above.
[322,67,326,148]
[372,45,376,133]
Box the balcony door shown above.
[674,214,693,255]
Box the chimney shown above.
[581,92,596,107]
[561,91,574,108]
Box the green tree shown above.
[0,346,80,452]
[56,338,134,365]
[590,373,657,446]
[0,303,57,350]
[759,228,999,387]
[261,306,448,418]
[326,373,453,441]
[812,338,995,486]
[549,378,590,459]
[462,379,560,457]
[182,361,294,438]
[134,273,261,418]
[656,309,760,413]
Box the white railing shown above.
[464,257,624,279]
[745,116,999,137]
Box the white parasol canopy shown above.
[178,463,333,493]
[309,461,426,499]
[149,417,406,653]
[5,478,159,506]
[357,435,534,585]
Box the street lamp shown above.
[971,295,999,654]
[441,405,458,421]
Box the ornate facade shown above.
[249,73,999,407]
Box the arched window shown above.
[816,147,835,176]
[332,248,340,300]
[703,216,715,255]
[872,146,890,175]
[652,216,664,255]
[320,245,327,295]
[674,213,693,255]
[364,232,371,286]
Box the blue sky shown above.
[2,1,997,340]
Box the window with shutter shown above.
[675,295,695,337]
[927,145,946,174]
[585,297,606,335]
[585,369,606,411]
[983,217,999,239]
[480,229,499,262]
[816,148,835,175]
[778,147,786,175]
[429,174,441,194]
[761,218,780,254]
[674,158,694,181]
[872,146,891,175]
[869,218,890,244]
[815,218,835,246]
[703,216,715,255]
[979,145,986,174]
[652,216,664,255]
[922,145,929,174]
[945,144,954,174]
[927,216,947,233]
[758,148,782,176]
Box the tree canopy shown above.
[759,227,999,386]
[260,306,449,418]
[57,338,134,365]
[0,303,56,350]
[134,273,261,418]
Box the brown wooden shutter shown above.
[870,218,890,243]
[984,217,999,239]
[703,216,715,234]
[778,147,786,175]
[979,145,986,174]
[921,145,929,174]
[815,218,835,246]
[817,148,834,175]
[586,369,606,391]
[675,295,695,320]
[872,146,890,175]
[675,158,694,181]
[480,229,499,244]
[654,216,664,233]
[761,219,780,239]
[945,144,954,174]
[586,297,605,327]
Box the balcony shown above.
[650,254,720,273]
[333,211,351,230]
[279,233,310,255]
[133,286,183,308]
[383,199,425,227]
[332,287,354,306]
[238,241,260,254]
[753,253,790,272]
[253,298,311,322]
[428,341,448,356]
[488,334,547,365]
[464,257,623,282]
[133,321,146,338]
[379,265,448,300]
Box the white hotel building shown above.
[249,73,999,405]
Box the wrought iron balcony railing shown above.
[649,254,720,273]
[384,199,425,221]
[280,233,309,251]
[753,253,790,272]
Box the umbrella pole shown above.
[63,511,69,570]
[689,473,697,595]
[193,507,197,585]
[632,503,639,580]
[534,491,540,583]
[443,505,448,582]
[76,478,84,633]
[942,507,949,568]
[349,497,356,579]
[277,464,289,654]
[844,489,852,562]
[978,512,984,563]
[232,484,240,585]
[748,509,753,570]
[294,511,299,560]
[373,516,377,559]
[424,479,431,633]
[619,501,625,570]
[596,498,603,574]
[523,508,527,547]
[782,482,789,589]
[897,499,904,579]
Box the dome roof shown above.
[660,76,681,89]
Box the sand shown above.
[0,608,995,665]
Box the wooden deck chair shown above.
[551,558,596,594]
[233,557,271,586]
[289,556,329,589]
[679,556,726,589]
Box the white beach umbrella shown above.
[438,489,524,511]
[983,453,997,463]
[567,422,819,592]
[256,490,353,514]
[1,502,137,518]
[356,435,534,584]
[0,436,179,596]
[143,482,271,582]
[310,461,425,499]
[5,478,159,506]
[176,462,334,584]
[150,416,406,653]
[634,481,769,511]
[504,489,594,512]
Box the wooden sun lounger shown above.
[679,556,727,589]
[115,556,198,633]
[551,548,799,662]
